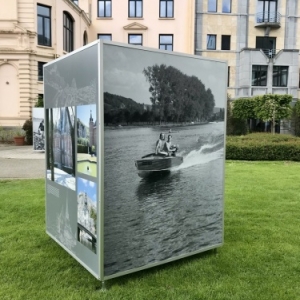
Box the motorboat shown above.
[135,152,183,178]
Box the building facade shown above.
[0,0,90,127]
[195,0,300,102]
[0,0,195,127]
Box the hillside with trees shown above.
[104,64,218,125]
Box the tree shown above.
[254,94,292,134]
[143,64,215,123]
[232,97,256,131]
[290,100,300,136]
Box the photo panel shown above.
[46,106,76,191]
[76,104,97,178]
[77,177,97,254]
[32,108,45,151]
[102,43,226,278]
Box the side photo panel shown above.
[44,43,100,278]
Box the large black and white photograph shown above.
[32,108,45,151]
[46,107,76,191]
[103,44,226,277]
[77,104,97,178]
[77,177,97,253]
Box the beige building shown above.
[0,0,195,127]
[0,0,90,127]
[195,0,300,102]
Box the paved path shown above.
[0,144,45,179]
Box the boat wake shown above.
[173,142,224,171]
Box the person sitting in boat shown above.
[163,135,178,156]
[155,133,168,156]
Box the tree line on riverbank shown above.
[104,64,220,125]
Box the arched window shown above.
[63,12,74,52]
[83,31,88,46]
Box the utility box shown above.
[44,40,227,281]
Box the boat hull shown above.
[135,155,183,173]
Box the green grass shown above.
[1,161,300,299]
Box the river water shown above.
[104,122,225,276]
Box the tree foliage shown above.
[226,96,248,136]
[290,100,300,137]
[253,94,292,134]
[143,64,215,123]
[232,97,256,119]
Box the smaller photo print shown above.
[46,107,76,191]
[32,108,45,151]
[77,177,97,253]
[77,104,97,178]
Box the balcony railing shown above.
[256,11,281,27]
[261,48,277,58]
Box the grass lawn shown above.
[1,161,300,299]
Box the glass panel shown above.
[98,34,112,40]
[222,0,231,13]
[44,18,50,46]
[159,45,165,50]
[160,35,172,43]
[221,35,230,50]
[38,17,44,38]
[99,1,104,16]
[38,5,50,17]
[136,1,142,17]
[166,45,173,51]
[129,35,142,44]
[106,1,111,17]
[129,1,135,17]
[207,35,216,49]
[208,0,217,12]
[167,1,173,17]
[160,1,166,17]
[66,29,70,52]
[282,68,288,86]
[252,65,267,86]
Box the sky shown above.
[103,43,227,108]
[77,177,97,204]
[77,104,97,127]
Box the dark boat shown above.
[135,153,183,178]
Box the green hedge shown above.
[226,133,300,161]
[77,144,88,154]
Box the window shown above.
[207,35,216,50]
[98,34,112,40]
[208,0,217,12]
[160,0,174,18]
[222,0,231,13]
[252,65,268,86]
[38,62,46,81]
[257,0,278,23]
[129,0,142,17]
[72,0,78,5]
[83,31,88,45]
[221,35,230,50]
[98,0,112,17]
[159,35,173,51]
[63,12,74,52]
[128,34,142,45]
[37,4,51,46]
[256,36,276,56]
[273,66,288,87]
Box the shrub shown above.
[226,133,300,161]
[77,144,88,153]
[22,119,33,145]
